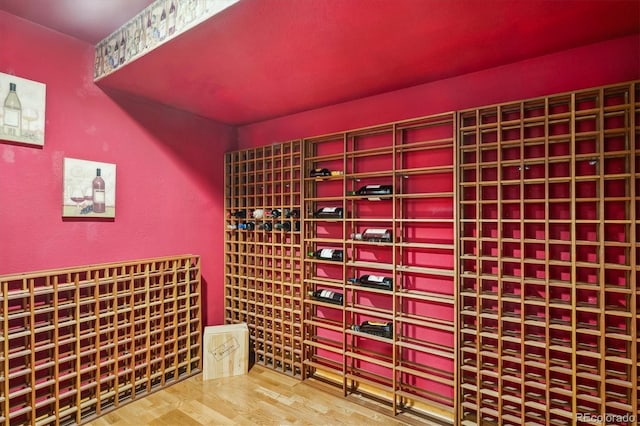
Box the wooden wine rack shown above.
[0,255,202,425]
[224,141,304,377]
[224,80,639,425]
[458,82,639,425]
[301,113,457,423]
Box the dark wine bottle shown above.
[92,168,106,213]
[274,221,291,232]
[229,209,247,219]
[259,222,273,231]
[348,275,393,290]
[307,249,344,262]
[310,168,331,177]
[238,222,256,230]
[348,184,393,200]
[351,321,393,338]
[350,228,392,242]
[308,289,343,305]
[313,207,344,219]
[269,208,282,218]
[285,208,300,218]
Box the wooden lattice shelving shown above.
[301,113,457,424]
[0,255,201,425]
[458,81,639,425]
[224,141,304,377]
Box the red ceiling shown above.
[2,0,639,125]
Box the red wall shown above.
[0,11,236,325]
[237,34,640,147]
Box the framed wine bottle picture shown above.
[62,158,117,218]
[0,72,46,147]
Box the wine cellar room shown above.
[0,0,639,425]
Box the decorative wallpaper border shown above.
[94,0,239,80]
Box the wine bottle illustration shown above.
[92,168,106,213]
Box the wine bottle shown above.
[348,184,393,200]
[274,221,291,232]
[238,222,255,230]
[118,32,126,64]
[308,289,343,305]
[307,249,344,262]
[285,208,300,218]
[158,3,167,40]
[352,321,393,338]
[313,207,344,219]
[259,222,273,231]
[294,221,301,232]
[350,228,392,242]
[310,168,343,177]
[226,224,238,230]
[348,275,393,290]
[269,208,282,218]
[167,0,177,35]
[3,82,22,137]
[92,168,106,213]
[229,209,247,219]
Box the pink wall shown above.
[237,34,640,147]
[0,11,236,325]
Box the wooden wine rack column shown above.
[458,81,639,425]
[0,255,201,425]
[302,113,457,424]
[224,141,304,377]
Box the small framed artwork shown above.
[63,158,116,218]
[0,72,46,147]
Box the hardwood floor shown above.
[85,366,441,425]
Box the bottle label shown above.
[94,190,105,203]
[320,290,332,299]
[3,109,20,127]
[365,228,388,236]
[322,207,337,212]
[368,275,385,283]
[320,249,334,258]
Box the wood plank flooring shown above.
[85,365,440,425]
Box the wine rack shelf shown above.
[224,141,304,377]
[458,81,639,425]
[225,80,639,425]
[0,255,201,425]
[302,113,458,423]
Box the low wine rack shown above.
[0,255,202,425]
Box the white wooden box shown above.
[203,323,249,380]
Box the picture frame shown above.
[63,158,116,218]
[0,72,46,147]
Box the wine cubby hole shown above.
[0,255,201,425]
[224,141,304,378]
[458,81,639,425]
[301,113,457,423]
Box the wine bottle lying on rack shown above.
[347,185,393,200]
[348,275,393,290]
[285,208,300,218]
[308,289,343,305]
[228,209,247,218]
[310,168,344,177]
[351,321,393,339]
[307,249,344,262]
[350,228,392,242]
[313,207,344,219]
[259,222,273,231]
[238,222,256,230]
[274,221,291,231]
